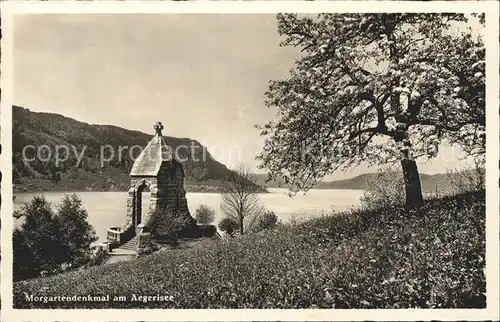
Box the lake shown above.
[13,188,363,242]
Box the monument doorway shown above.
[134,182,152,227]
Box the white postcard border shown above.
[1,1,499,321]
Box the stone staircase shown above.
[103,235,138,264]
[109,236,138,257]
[116,236,139,253]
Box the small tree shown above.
[218,217,239,237]
[195,204,216,226]
[13,196,66,279]
[220,163,264,235]
[55,194,98,268]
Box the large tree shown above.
[257,13,485,208]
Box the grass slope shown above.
[14,191,485,309]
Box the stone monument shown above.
[108,122,200,245]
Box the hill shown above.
[13,190,485,309]
[318,172,453,192]
[11,105,464,194]
[12,105,264,193]
[254,172,455,192]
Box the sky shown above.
[13,14,473,180]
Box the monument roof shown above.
[130,122,174,176]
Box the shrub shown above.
[446,162,485,194]
[252,210,278,233]
[137,232,160,257]
[147,210,197,246]
[200,225,218,238]
[218,217,239,237]
[360,169,405,210]
[194,204,215,226]
[86,247,110,267]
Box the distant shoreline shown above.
[13,188,227,194]
[13,187,270,194]
[13,186,365,197]
[13,178,268,194]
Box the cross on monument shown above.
[154,121,164,135]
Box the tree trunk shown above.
[239,216,244,235]
[400,158,424,209]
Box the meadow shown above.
[13,190,485,309]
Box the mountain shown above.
[317,173,454,192]
[254,172,457,193]
[12,105,265,193]
[10,105,469,194]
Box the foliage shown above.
[14,191,485,309]
[218,217,239,237]
[200,225,218,238]
[194,204,216,226]
[446,161,485,194]
[147,209,196,246]
[257,14,485,208]
[86,247,110,267]
[55,194,98,267]
[137,233,161,257]
[360,169,406,209]
[13,195,98,280]
[13,196,66,280]
[13,228,37,280]
[252,210,279,233]
[137,245,159,257]
[220,163,265,234]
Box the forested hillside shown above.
[12,105,255,192]
[254,172,459,193]
[11,105,465,193]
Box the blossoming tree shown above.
[257,13,485,208]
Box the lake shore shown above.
[13,182,269,194]
[14,188,364,242]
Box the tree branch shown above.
[417,117,482,131]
